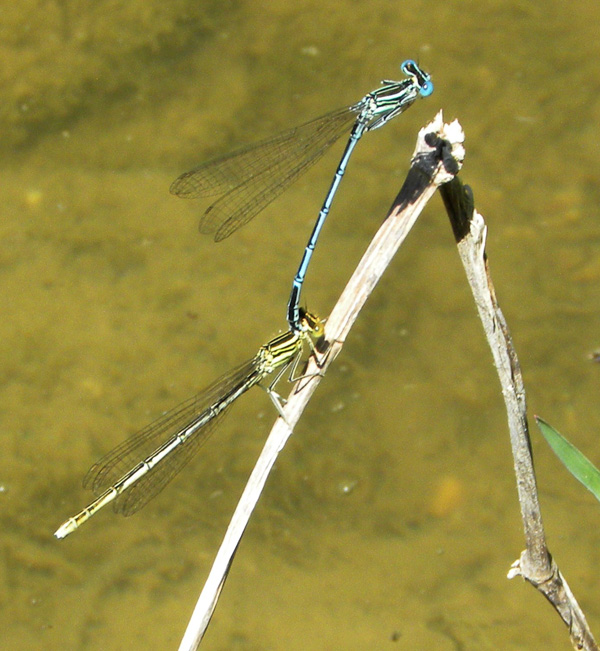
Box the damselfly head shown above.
[401,59,434,98]
[297,308,324,338]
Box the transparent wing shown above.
[170,107,358,240]
[82,357,260,516]
[114,408,229,516]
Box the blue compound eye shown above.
[401,59,417,74]
[420,80,434,97]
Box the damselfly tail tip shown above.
[54,519,75,540]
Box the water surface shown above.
[1,1,600,649]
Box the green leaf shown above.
[535,416,600,502]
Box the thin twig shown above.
[440,177,598,651]
[178,111,464,650]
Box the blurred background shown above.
[1,1,599,649]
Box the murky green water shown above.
[2,1,600,649]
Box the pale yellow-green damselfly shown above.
[55,310,323,539]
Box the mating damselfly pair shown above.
[55,60,432,538]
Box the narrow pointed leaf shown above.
[536,416,600,502]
